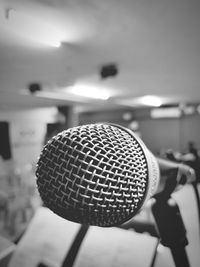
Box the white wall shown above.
[0,107,59,167]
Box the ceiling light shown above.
[151,107,181,118]
[3,10,64,47]
[182,105,195,115]
[68,84,110,100]
[139,95,162,107]
[117,95,163,107]
[197,105,200,114]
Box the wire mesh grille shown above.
[36,124,149,226]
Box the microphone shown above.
[35,123,195,227]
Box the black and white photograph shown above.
[0,1,200,266]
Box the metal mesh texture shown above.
[36,124,149,227]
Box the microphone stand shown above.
[151,168,190,267]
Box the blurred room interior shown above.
[0,0,200,267]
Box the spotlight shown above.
[100,64,118,79]
[28,83,41,94]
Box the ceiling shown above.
[1,0,200,111]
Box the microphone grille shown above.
[36,124,149,227]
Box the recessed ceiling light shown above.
[117,95,163,107]
[67,84,110,100]
[139,95,162,107]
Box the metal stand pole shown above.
[151,168,190,267]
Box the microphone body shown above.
[36,123,195,227]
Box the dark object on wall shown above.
[100,64,118,79]
[28,83,41,94]
[0,122,12,160]
[44,123,62,144]
[188,141,199,160]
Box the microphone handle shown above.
[156,157,196,195]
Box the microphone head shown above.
[36,123,159,227]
